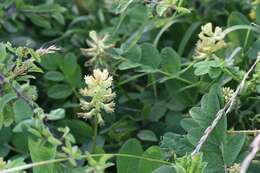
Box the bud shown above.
[228,163,240,173]
[223,87,235,103]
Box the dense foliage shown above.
[0,0,260,173]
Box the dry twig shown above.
[240,133,260,173]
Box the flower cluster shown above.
[222,87,235,103]
[81,31,114,67]
[0,158,6,169]
[249,0,260,19]
[227,163,240,173]
[194,23,226,60]
[78,69,116,125]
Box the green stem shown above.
[150,74,158,99]
[227,130,260,135]
[0,153,172,173]
[153,17,185,48]
[91,114,98,153]
[223,25,258,35]
[221,68,240,82]
[157,70,193,84]
[243,29,251,49]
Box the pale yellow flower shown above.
[78,69,115,125]
[81,31,114,67]
[0,158,6,169]
[194,23,226,60]
[223,87,235,103]
[227,163,240,173]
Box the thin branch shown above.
[240,133,260,173]
[191,56,260,156]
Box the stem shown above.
[157,70,193,85]
[223,25,258,35]
[243,29,251,49]
[91,114,98,153]
[150,74,158,99]
[0,153,172,173]
[153,18,184,48]
[227,130,260,135]
[221,68,240,82]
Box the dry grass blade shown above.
[191,55,260,156]
[240,133,260,173]
[36,45,61,55]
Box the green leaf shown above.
[56,119,93,144]
[123,44,142,62]
[227,12,254,47]
[0,43,7,63]
[21,4,66,13]
[140,43,161,69]
[0,93,17,113]
[156,3,169,16]
[47,84,73,99]
[13,99,33,123]
[138,146,163,173]
[190,84,226,144]
[59,53,77,76]
[115,0,135,14]
[137,130,158,142]
[160,47,181,75]
[12,132,29,153]
[40,53,61,70]
[46,108,65,121]
[44,71,65,82]
[118,60,140,70]
[223,133,246,166]
[165,79,195,110]
[152,166,176,173]
[175,153,207,173]
[118,45,142,70]
[26,14,51,29]
[52,12,65,25]
[59,53,82,88]
[194,60,221,76]
[247,38,260,60]
[28,137,57,173]
[117,138,143,173]
[256,4,260,25]
[149,101,167,121]
[0,127,12,157]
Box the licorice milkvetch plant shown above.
[1,0,260,173]
[78,68,115,152]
